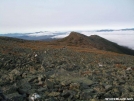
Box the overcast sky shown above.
[0,0,134,33]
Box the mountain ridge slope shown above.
[56,32,134,55]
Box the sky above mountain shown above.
[0,0,134,33]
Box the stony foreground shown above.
[0,48,134,101]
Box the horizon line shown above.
[0,27,134,34]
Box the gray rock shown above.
[16,79,31,95]
[37,87,47,92]
[21,72,27,78]
[48,92,60,97]
[105,85,112,91]
[61,80,71,86]
[10,69,21,76]
[0,90,7,100]
[119,79,125,85]
[28,77,38,82]
[6,92,24,101]
[69,82,80,90]
[62,90,71,98]
[80,91,92,100]
[38,74,45,82]
[104,92,113,98]
[80,83,90,90]
[45,79,54,89]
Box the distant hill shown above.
[121,28,134,31]
[0,36,27,43]
[56,32,134,55]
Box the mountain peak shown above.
[67,31,87,38]
[69,31,81,36]
[67,31,90,40]
[56,32,134,55]
[59,31,90,46]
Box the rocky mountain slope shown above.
[0,33,134,101]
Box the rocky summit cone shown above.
[60,32,92,46]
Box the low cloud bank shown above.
[52,32,70,39]
[81,31,134,50]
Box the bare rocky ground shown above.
[0,48,134,101]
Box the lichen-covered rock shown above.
[48,92,60,97]
[69,82,80,90]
